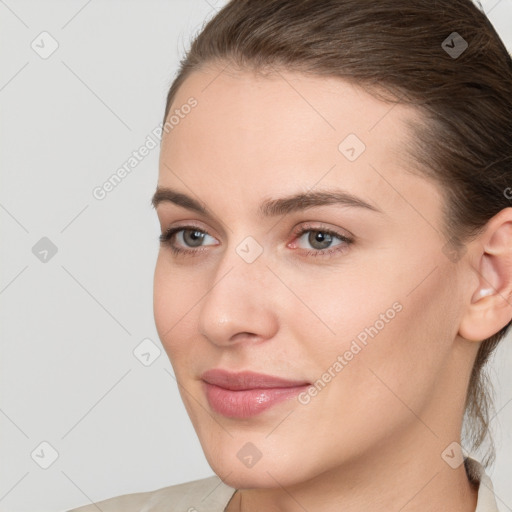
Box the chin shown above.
[204,447,311,490]
[211,465,293,490]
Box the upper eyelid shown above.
[156,209,229,238]
[155,204,362,236]
[296,221,353,239]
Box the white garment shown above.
[67,457,500,512]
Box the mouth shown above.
[201,369,311,418]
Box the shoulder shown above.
[67,474,237,512]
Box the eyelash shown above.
[159,222,353,259]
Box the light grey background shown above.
[0,1,511,511]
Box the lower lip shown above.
[203,381,310,418]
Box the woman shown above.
[69,0,511,510]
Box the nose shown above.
[197,246,279,348]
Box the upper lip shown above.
[201,369,310,391]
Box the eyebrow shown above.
[151,186,382,219]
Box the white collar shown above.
[464,457,500,512]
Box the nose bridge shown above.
[212,230,270,292]
[197,234,278,345]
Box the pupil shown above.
[186,230,203,246]
[310,231,331,249]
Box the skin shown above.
[152,63,512,512]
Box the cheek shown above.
[315,264,457,433]
[153,257,196,361]
[293,251,457,411]
[284,262,402,369]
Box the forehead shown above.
[158,64,441,223]
[165,64,411,147]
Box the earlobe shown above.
[458,209,512,342]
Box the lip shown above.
[201,369,311,418]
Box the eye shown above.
[158,222,353,259]
[290,223,353,258]
[159,225,217,256]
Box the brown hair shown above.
[162,0,512,467]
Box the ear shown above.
[458,207,512,342]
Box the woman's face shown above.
[153,64,472,488]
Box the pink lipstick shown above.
[201,369,310,418]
